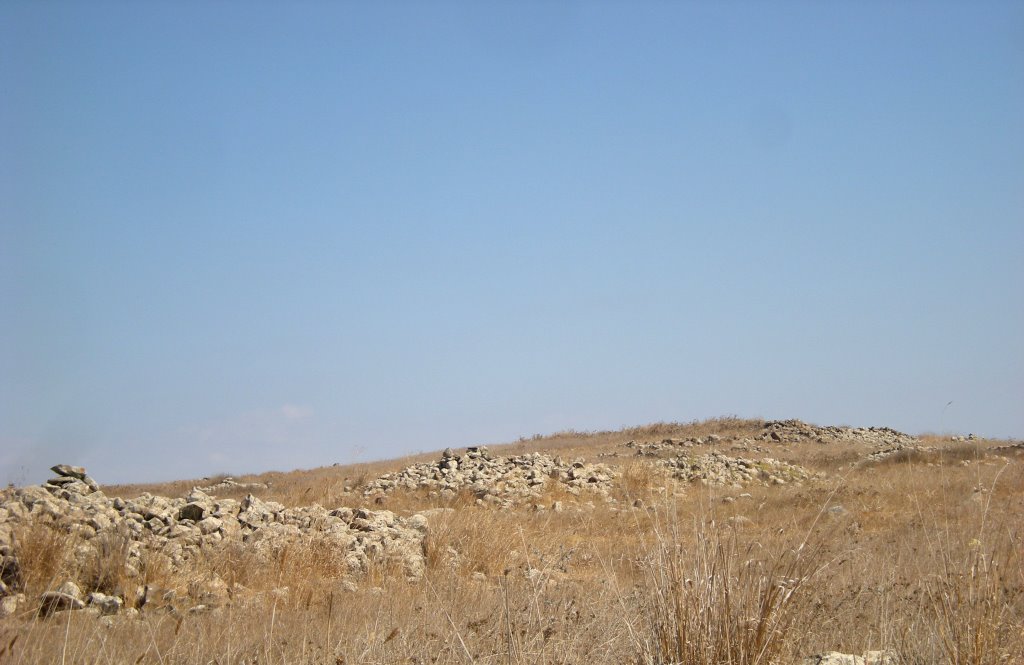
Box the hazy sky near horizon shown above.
[2,2,1022,485]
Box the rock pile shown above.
[0,464,429,619]
[194,476,269,493]
[758,420,917,446]
[626,421,919,458]
[626,437,701,455]
[625,436,772,456]
[864,442,938,462]
[46,464,100,494]
[659,452,819,487]
[362,446,618,505]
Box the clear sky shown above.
[2,2,1022,485]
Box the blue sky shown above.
[2,2,1022,484]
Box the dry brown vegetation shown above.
[1,418,1022,664]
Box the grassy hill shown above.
[1,417,1021,664]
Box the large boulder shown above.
[39,582,85,617]
[50,464,87,480]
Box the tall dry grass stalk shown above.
[918,533,1022,665]
[624,514,823,665]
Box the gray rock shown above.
[1,554,21,591]
[56,581,82,599]
[87,592,123,615]
[179,502,208,521]
[0,593,23,617]
[238,494,274,526]
[405,514,429,532]
[39,591,85,616]
[51,464,88,480]
[194,477,269,494]
[197,516,223,535]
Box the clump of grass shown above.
[622,416,765,441]
[78,526,134,597]
[423,507,523,578]
[875,443,990,468]
[11,522,76,594]
[630,517,820,665]
[917,532,1023,665]
[617,459,666,503]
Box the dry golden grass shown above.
[2,420,1022,664]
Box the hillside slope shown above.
[1,418,1022,664]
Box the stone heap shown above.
[757,420,918,446]
[194,476,269,493]
[626,436,780,457]
[626,435,716,455]
[624,422,920,458]
[46,464,100,494]
[659,451,819,487]
[0,464,429,619]
[864,442,937,462]
[362,446,618,505]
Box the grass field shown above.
[1,418,1021,664]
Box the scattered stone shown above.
[864,442,937,462]
[1,553,21,592]
[660,452,819,486]
[87,592,123,615]
[362,448,618,506]
[0,464,433,620]
[759,420,917,446]
[57,581,82,599]
[0,593,22,617]
[39,590,85,617]
[194,477,269,494]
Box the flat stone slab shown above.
[39,591,84,617]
